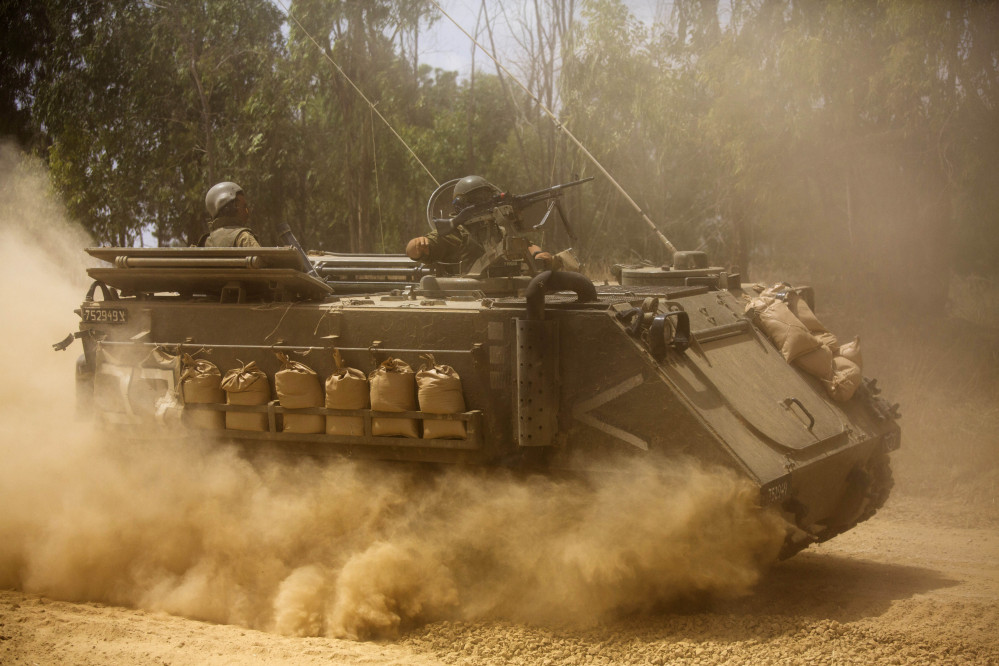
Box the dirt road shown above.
[3,492,995,665]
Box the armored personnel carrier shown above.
[59,180,900,557]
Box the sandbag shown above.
[787,292,839,352]
[274,352,324,434]
[747,297,820,362]
[325,350,369,436]
[369,358,418,438]
[417,354,466,439]
[180,355,225,430]
[792,344,835,381]
[813,330,840,351]
[824,356,862,401]
[221,361,270,431]
[786,291,824,332]
[838,336,863,372]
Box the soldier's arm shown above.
[406,235,431,260]
[529,244,551,261]
[407,229,465,264]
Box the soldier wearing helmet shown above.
[451,175,499,214]
[199,181,261,248]
[406,175,551,270]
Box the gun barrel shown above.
[513,176,594,204]
[447,177,594,229]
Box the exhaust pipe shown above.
[525,270,597,321]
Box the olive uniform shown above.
[204,226,260,248]
[422,225,484,267]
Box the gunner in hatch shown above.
[405,175,550,269]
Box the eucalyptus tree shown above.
[473,0,580,190]
[558,0,999,293]
[558,0,669,263]
[146,0,290,245]
[285,0,431,253]
[18,0,289,246]
[282,0,520,253]
[28,0,165,246]
[698,0,999,304]
[0,0,54,147]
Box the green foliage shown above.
[3,0,996,299]
[0,0,54,146]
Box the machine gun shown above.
[433,177,593,237]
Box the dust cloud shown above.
[0,144,785,640]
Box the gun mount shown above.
[420,177,592,279]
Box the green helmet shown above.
[452,175,498,212]
[205,181,244,219]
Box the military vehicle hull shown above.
[68,246,899,556]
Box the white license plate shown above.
[81,307,128,324]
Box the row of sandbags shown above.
[745,283,863,401]
[180,351,467,439]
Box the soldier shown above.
[406,175,550,268]
[200,181,261,247]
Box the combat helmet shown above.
[205,182,244,219]
[452,175,499,213]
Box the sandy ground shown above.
[3,492,996,666]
